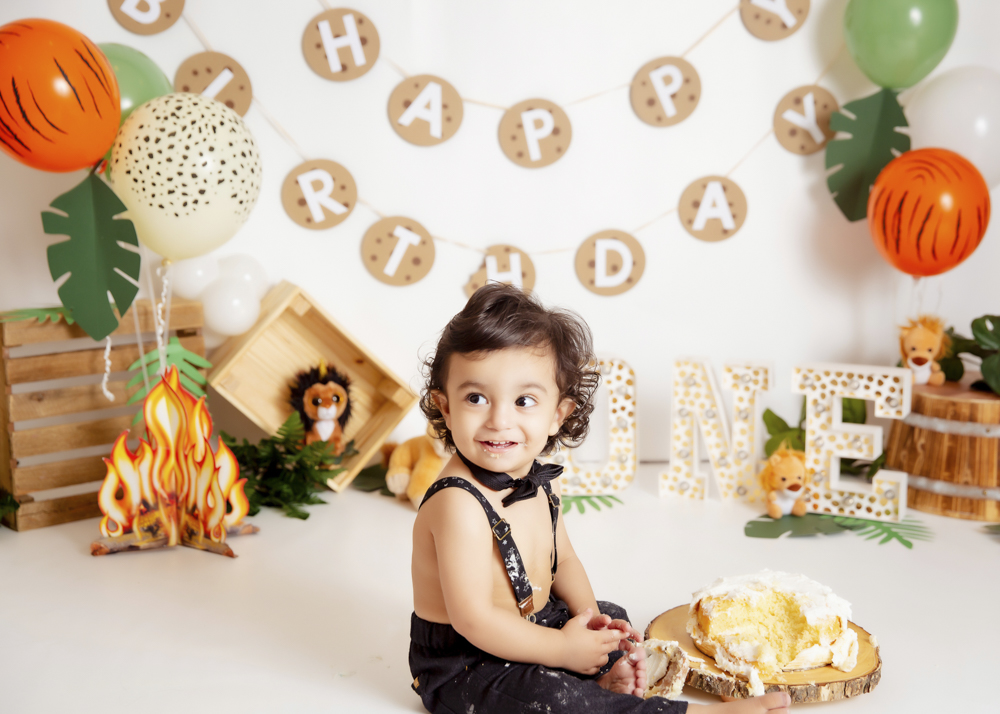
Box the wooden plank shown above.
[329,398,415,492]
[377,377,415,408]
[1,298,203,347]
[10,455,109,495]
[5,334,204,385]
[0,325,10,494]
[9,382,138,422]
[11,414,135,459]
[3,492,101,531]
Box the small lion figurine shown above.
[900,315,950,386]
[290,360,352,455]
[759,443,809,519]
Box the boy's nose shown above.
[486,403,512,429]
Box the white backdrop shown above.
[1,0,998,461]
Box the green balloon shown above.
[844,0,958,89]
[98,43,173,127]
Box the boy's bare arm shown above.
[427,488,626,674]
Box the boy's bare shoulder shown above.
[417,476,490,535]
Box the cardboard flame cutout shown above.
[91,366,256,557]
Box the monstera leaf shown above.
[745,514,853,539]
[825,88,910,222]
[43,174,141,341]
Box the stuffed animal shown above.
[385,426,448,509]
[289,360,352,455]
[759,443,809,519]
[899,315,950,386]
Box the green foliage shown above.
[762,397,867,457]
[745,514,854,539]
[826,515,932,549]
[43,174,141,341]
[127,337,212,402]
[221,412,358,520]
[0,307,75,325]
[948,316,1000,396]
[350,463,394,497]
[562,494,623,515]
[825,88,911,222]
[985,524,1000,540]
[0,492,19,527]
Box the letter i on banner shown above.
[110,0,184,35]
[174,52,253,116]
[540,358,637,495]
[660,361,770,501]
[794,364,911,523]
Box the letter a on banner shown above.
[660,360,771,502]
[678,176,748,243]
[388,75,464,146]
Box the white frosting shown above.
[689,570,853,626]
[643,639,689,700]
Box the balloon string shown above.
[101,336,115,403]
[143,247,166,376]
[131,300,151,438]
[155,265,171,376]
[163,264,173,361]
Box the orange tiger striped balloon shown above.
[868,148,991,277]
[0,19,120,172]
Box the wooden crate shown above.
[1,299,205,531]
[208,282,417,491]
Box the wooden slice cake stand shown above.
[645,606,881,703]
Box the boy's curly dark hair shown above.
[420,283,600,455]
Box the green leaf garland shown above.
[0,307,75,325]
[745,514,853,539]
[561,494,623,514]
[825,88,911,222]
[43,174,141,341]
[127,337,212,405]
[827,515,932,549]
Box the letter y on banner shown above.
[661,361,770,501]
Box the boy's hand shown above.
[587,613,643,649]
[561,608,629,675]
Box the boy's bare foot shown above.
[689,692,791,713]
[596,641,646,697]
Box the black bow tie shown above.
[456,450,563,507]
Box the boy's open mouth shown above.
[479,440,518,454]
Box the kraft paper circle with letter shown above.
[575,231,645,296]
[740,0,810,42]
[464,245,536,297]
[388,75,463,146]
[281,159,357,230]
[678,176,748,242]
[302,8,380,82]
[361,217,436,286]
[174,52,252,116]
[498,100,571,168]
[630,57,701,127]
[773,85,838,155]
[108,0,184,35]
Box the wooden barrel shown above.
[885,375,1000,522]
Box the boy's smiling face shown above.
[434,346,576,479]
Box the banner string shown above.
[180,6,842,265]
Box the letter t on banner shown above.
[660,361,770,501]
[794,364,911,523]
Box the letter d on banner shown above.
[575,231,646,296]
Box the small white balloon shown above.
[219,254,270,300]
[201,278,261,336]
[906,66,1000,188]
[201,326,230,352]
[170,256,220,300]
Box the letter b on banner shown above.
[109,0,185,35]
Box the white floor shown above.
[2,464,997,714]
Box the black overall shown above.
[409,476,686,714]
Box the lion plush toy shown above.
[899,315,949,386]
[289,360,352,455]
[759,443,809,519]
[385,426,448,509]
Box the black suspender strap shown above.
[541,481,559,578]
[421,477,536,618]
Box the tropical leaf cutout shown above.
[825,88,910,222]
[985,524,1000,539]
[0,492,19,526]
[562,494,623,514]
[745,514,853,539]
[0,307,75,325]
[827,515,932,549]
[44,174,141,341]
[127,337,212,421]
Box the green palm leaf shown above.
[745,514,853,539]
[43,174,141,341]
[0,307,75,325]
[561,494,623,514]
[126,337,212,418]
[826,515,932,549]
[825,88,910,222]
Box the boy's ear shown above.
[432,390,451,427]
[549,397,576,436]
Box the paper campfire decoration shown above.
[91,366,258,558]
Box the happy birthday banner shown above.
[110,0,837,297]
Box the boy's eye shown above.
[515,395,538,408]
[467,394,487,405]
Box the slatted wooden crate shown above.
[1,299,204,531]
[208,281,417,491]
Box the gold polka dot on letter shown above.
[773,85,838,155]
[361,217,435,286]
[302,8,380,82]
[108,0,184,35]
[575,231,645,296]
[388,75,463,146]
[740,0,810,42]
[498,100,571,168]
[174,52,252,116]
[464,245,536,297]
[629,57,701,128]
[281,159,357,230]
[678,176,748,242]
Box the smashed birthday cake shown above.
[686,570,859,696]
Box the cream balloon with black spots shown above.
[109,93,262,260]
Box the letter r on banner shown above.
[318,14,366,73]
[485,253,523,288]
[296,169,348,223]
[384,225,422,277]
[120,0,164,23]
[521,109,554,162]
